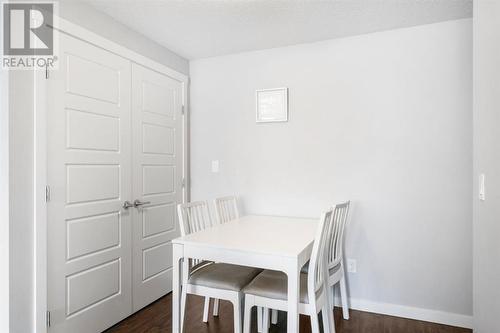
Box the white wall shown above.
[190,19,472,325]
[58,1,189,75]
[473,1,500,332]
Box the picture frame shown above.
[255,87,288,123]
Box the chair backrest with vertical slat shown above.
[326,201,350,271]
[177,201,213,236]
[214,195,240,224]
[177,201,214,271]
[307,208,334,302]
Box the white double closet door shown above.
[47,33,183,333]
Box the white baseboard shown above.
[333,297,473,329]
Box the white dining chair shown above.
[211,195,239,319]
[214,195,240,224]
[213,195,268,331]
[177,201,262,333]
[326,201,351,319]
[214,195,271,332]
[299,201,351,320]
[242,209,336,333]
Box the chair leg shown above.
[257,307,263,333]
[340,276,350,320]
[180,290,187,332]
[310,312,320,333]
[233,294,243,333]
[322,304,335,333]
[243,299,253,333]
[202,297,210,322]
[331,284,336,309]
[240,295,245,323]
[271,309,278,324]
[213,298,220,316]
[262,308,270,333]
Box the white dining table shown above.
[171,214,319,333]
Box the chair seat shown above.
[188,263,262,292]
[242,270,311,303]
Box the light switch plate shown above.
[211,160,219,173]
[479,173,485,201]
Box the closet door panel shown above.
[47,33,132,333]
[131,63,183,311]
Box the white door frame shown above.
[35,16,190,333]
[0,56,10,333]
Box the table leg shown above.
[286,261,300,333]
[172,243,183,333]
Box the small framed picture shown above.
[256,87,288,123]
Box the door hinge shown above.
[181,104,185,115]
[46,310,51,327]
[45,185,51,202]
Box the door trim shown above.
[0,58,10,333]
[36,16,189,333]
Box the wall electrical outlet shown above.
[347,259,357,273]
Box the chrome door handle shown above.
[122,200,134,210]
[133,199,151,208]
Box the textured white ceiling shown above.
[80,0,472,60]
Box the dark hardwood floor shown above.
[105,294,471,333]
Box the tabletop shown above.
[172,215,318,258]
